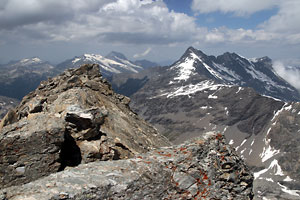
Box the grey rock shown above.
[0,132,254,200]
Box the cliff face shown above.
[0,64,170,188]
[0,132,253,200]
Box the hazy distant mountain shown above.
[134,59,158,68]
[0,57,57,99]
[127,47,300,199]
[0,95,19,119]
[57,52,143,77]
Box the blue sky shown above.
[164,0,279,29]
[0,0,300,69]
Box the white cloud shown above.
[133,47,152,58]
[191,0,277,16]
[261,0,300,33]
[191,0,300,45]
[0,0,199,45]
[0,0,299,65]
[273,61,300,90]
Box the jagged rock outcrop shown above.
[0,64,170,189]
[0,132,254,200]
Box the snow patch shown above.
[278,183,300,197]
[200,59,224,80]
[284,176,294,182]
[254,159,284,179]
[249,149,253,155]
[284,105,292,111]
[161,80,229,98]
[260,144,280,163]
[171,52,198,81]
[236,87,243,94]
[72,58,81,64]
[229,139,234,145]
[271,103,287,122]
[269,159,284,176]
[236,139,246,151]
[208,94,218,99]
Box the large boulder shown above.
[0,64,170,188]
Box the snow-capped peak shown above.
[168,47,300,101]
[170,51,199,81]
[66,53,144,76]
[19,57,43,65]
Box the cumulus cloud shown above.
[191,0,300,45]
[133,47,152,58]
[0,0,200,45]
[273,61,300,90]
[0,0,300,65]
[260,0,300,33]
[191,0,277,16]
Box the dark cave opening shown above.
[58,132,82,171]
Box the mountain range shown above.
[124,47,300,199]
[0,52,158,100]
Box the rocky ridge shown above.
[0,132,253,200]
[0,64,170,189]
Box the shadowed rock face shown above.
[0,64,170,189]
[0,132,254,200]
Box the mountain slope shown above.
[0,57,57,99]
[129,47,300,199]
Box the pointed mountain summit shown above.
[169,47,300,101]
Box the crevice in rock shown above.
[112,142,133,160]
[86,130,106,141]
[58,131,82,171]
[115,142,130,151]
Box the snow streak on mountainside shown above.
[57,52,143,77]
[167,47,300,102]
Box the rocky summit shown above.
[0,64,170,188]
[0,132,253,200]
